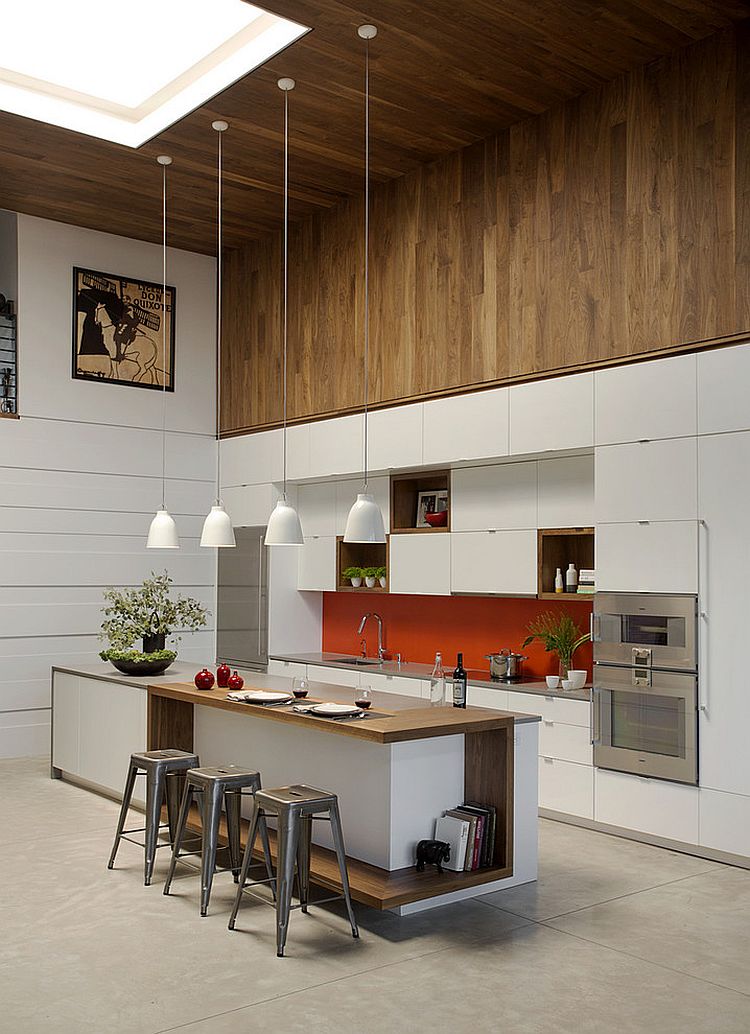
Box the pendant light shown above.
[201,120,236,547]
[147,155,179,549]
[265,77,304,546]
[344,25,386,544]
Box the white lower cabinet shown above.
[306,665,361,688]
[539,757,594,818]
[52,672,147,801]
[699,789,750,858]
[389,534,451,595]
[366,673,428,698]
[52,671,79,774]
[595,520,698,593]
[539,720,592,765]
[266,659,308,679]
[506,691,591,728]
[595,769,699,844]
[450,530,537,595]
[467,686,510,710]
[297,536,336,592]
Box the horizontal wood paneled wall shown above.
[222,25,750,435]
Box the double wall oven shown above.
[593,593,698,785]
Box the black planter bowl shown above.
[110,657,175,677]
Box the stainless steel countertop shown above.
[270,652,592,703]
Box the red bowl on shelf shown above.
[424,510,448,528]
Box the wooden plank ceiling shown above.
[0,0,748,255]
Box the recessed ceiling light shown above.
[0,0,308,147]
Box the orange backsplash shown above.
[322,593,593,678]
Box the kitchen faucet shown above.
[357,612,385,662]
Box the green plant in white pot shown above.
[362,566,379,588]
[375,565,387,588]
[343,566,363,588]
[99,571,208,676]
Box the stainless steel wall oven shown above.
[593,593,698,785]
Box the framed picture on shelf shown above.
[72,266,176,391]
[416,490,449,527]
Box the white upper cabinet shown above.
[452,461,537,531]
[308,415,363,479]
[595,438,698,523]
[697,343,750,435]
[297,536,336,592]
[286,423,311,481]
[297,482,337,537]
[509,373,594,455]
[595,521,698,593]
[223,483,277,528]
[451,530,537,595]
[537,455,594,528]
[389,534,451,595]
[422,387,509,465]
[220,429,282,488]
[367,404,423,471]
[595,355,697,445]
[334,476,390,536]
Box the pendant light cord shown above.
[160,160,168,510]
[363,35,370,493]
[216,127,223,505]
[282,87,289,499]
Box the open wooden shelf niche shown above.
[537,527,594,600]
[336,536,389,592]
[390,469,450,533]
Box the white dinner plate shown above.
[230,690,293,705]
[310,702,362,717]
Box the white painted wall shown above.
[0,213,217,758]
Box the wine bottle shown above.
[452,652,467,709]
[430,651,446,706]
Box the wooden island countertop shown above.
[146,678,537,745]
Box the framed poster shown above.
[416,490,449,527]
[72,267,175,390]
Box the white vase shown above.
[379,576,387,588]
[350,577,362,587]
[365,576,376,588]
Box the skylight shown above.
[0,0,308,147]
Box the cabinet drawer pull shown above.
[543,720,554,727]
[542,756,554,764]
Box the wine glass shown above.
[355,686,372,710]
[292,677,309,699]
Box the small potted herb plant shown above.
[343,566,363,588]
[376,565,387,588]
[362,566,379,588]
[99,571,208,676]
[522,611,590,680]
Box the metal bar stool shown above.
[163,765,275,917]
[107,749,199,886]
[228,784,359,957]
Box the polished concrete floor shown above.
[4,757,750,1034]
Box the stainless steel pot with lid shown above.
[484,649,527,680]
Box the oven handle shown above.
[591,687,602,746]
[589,612,600,644]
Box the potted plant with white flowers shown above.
[99,571,208,676]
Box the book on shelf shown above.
[434,814,471,872]
[445,808,477,869]
[461,802,496,867]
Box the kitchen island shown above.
[51,664,539,914]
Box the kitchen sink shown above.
[329,657,383,666]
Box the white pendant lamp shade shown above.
[200,504,236,547]
[265,498,304,545]
[344,26,385,545]
[265,78,304,546]
[147,508,179,549]
[201,119,236,548]
[343,493,386,544]
[147,154,180,550]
